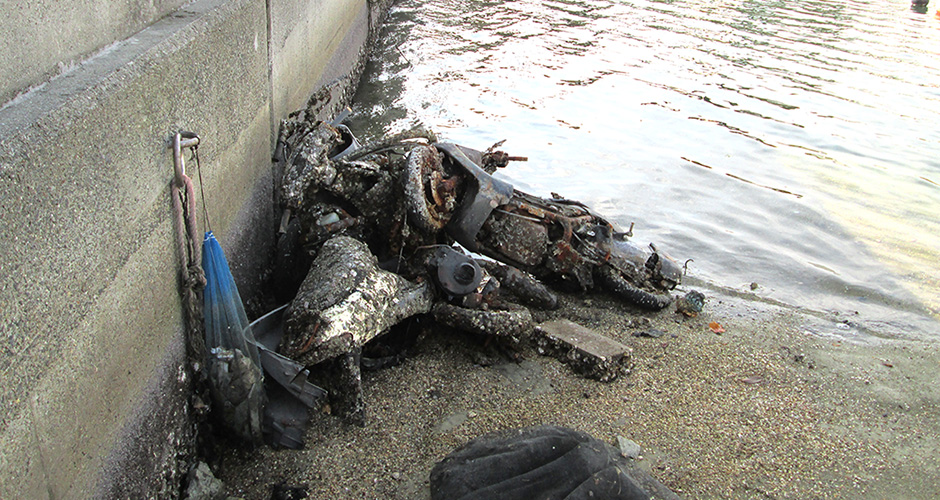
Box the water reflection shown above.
[351,0,940,337]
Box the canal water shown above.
[349,0,940,340]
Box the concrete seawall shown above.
[0,0,389,497]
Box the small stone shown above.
[184,462,223,500]
[391,472,402,481]
[628,317,652,328]
[616,436,642,459]
[750,282,759,290]
[632,328,667,338]
[435,410,469,433]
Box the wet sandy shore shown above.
[217,284,940,499]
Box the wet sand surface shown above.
[218,286,940,499]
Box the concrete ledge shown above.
[0,0,189,104]
[0,0,387,496]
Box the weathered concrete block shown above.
[535,319,633,382]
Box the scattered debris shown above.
[708,321,725,334]
[535,319,633,382]
[270,483,309,500]
[435,410,470,434]
[627,317,653,329]
[183,462,223,500]
[676,289,705,317]
[632,328,669,339]
[617,436,643,459]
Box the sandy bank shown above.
[217,283,940,499]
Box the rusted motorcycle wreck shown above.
[265,108,682,433]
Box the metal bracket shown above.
[435,142,513,251]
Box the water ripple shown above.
[352,0,940,337]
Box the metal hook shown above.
[173,131,200,188]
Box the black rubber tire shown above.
[404,145,447,234]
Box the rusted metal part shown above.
[479,140,528,173]
[282,236,434,366]
[405,145,457,233]
[534,319,633,382]
[481,150,528,172]
[645,246,682,290]
[328,123,361,160]
[436,142,514,251]
[432,302,533,340]
[172,131,200,188]
[424,144,679,302]
[427,246,483,297]
[338,127,436,163]
[585,226,681,295]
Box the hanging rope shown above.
[192,143,212,233]
[172,132,208,367]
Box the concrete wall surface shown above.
[0,0,388,497]
[0,0,188,104]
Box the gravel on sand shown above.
[218,287,940,499]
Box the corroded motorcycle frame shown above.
[404,142,681,310]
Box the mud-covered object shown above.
[282,236,434,365]
[430,425,680,500]
[280,121,342,210]
[479,260,558,310]
[432,302,532,339]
